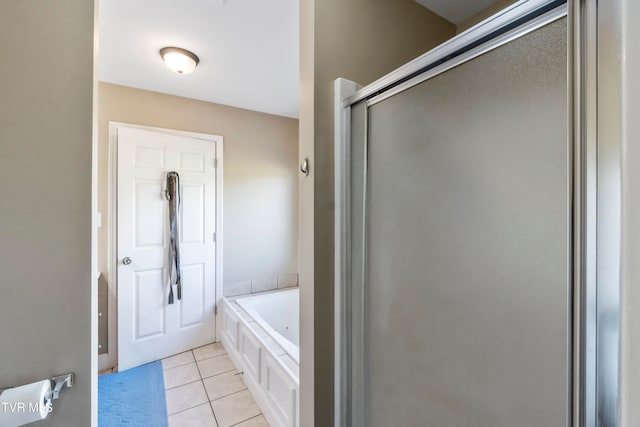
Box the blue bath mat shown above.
[98,361,168,427]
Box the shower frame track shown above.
[334,0,621,425]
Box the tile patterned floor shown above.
[162,343,270,427]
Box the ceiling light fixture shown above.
[159,47,200,75]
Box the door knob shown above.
[122,257,132,265]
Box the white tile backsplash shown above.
[225,274,298,298]
[223,281,252,297]
[251,276,277,293]
[277,273,298,289]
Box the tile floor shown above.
[162,343,270,427]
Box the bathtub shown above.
[221,288,300,427]
[236,289,300,363]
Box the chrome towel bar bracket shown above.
[48,373,74,400]
[0,373,74,400]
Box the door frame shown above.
[106,122,224,369]
[333,0,621,426]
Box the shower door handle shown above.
[122,257,132,265]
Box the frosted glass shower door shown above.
[348,18,569,427]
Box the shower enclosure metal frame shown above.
[333,0,621,425]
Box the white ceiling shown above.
[415,0,502,24]
[98,0,299,118]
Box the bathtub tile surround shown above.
[224,281,253,298]
[163,344,271,427]
[221,288,300,426]
[233,305,256,323]
[251,323,270,338]
[252,276,278,293]
[261,336,287,357]
[224,274,299,298]
[277,274,298,289]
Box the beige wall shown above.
[298,0,316,424]
[0,1,95,425]
[97,82,299,369]
[299,1,455,424]
[456,0,519,33]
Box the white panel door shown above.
[117,126,217,371]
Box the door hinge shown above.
[213,232,217,242]
[213,158,218,169]
[215,305,218,316]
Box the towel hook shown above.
[300,156,310,176]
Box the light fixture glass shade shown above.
[160,47,199,74]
